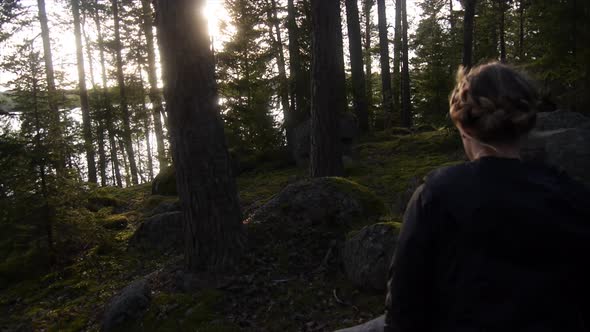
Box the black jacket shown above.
[384,157,590,332]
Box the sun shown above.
[202,0,228,43]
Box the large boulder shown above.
[246,177,386,227]
[292,113,359,166]
[335,315,385,332]
[151,167,177,196]
[522,111,590,185]
[102,278,151,331]
[129,212,183,251]
[342,223,401,291]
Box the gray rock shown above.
[292,113,359,166]
[102,279,151,331]
[148,199,180,216]
[342,223,400,291]
[129,212,183,251]
[246,177,385,227]
[523,128,590,185]
[535,110,590,131]
[522,111,590,185]
[335,315,385,332]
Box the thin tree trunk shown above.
[118,138,131,187]
[310,0,345,177]
[392,0,402,121]
[156,0,246,272]
[267,0,293,149]
[518,0,524,60]
[95,0,122,187]
[377,0,394,123]
[138,61,154,180]
[499,0,506,62]
[449,0,455,30]
[37,0,65,171]
[363,0,373,125]
[140,0,167,169]
[72,0,97,183]
[287,0,307,123]
[112,0,138,185]
[400,0,412,128]
[462,0,477,69]
[345,0,369,134]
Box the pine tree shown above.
[156,0,246,271]
[376,0,394,124]
[309,0,345,177]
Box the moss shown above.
[323,177,387,218]
[237,167,301,208]
[115,289,238,332]
[0,247,49,288]
[102,214,129,230]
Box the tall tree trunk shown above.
[377,0,394,123]
[118,138,131,187]
[363,0,373,125]
[140,0,167,169]
[345,0,369,134]
[37,0,65,171]
[400,0,412,128]
[518,0,524,60]
[95,0,122,187]
[310,0,345,177]
[72,0,97,183]
[462,0,477,69]
[156,0,246,272]
[267,0,293,149]
[392,0,402,121]
[112,0,138,185]
[499,0,506,62]
[449,0,455,30]
[82,7,108,185]
[287,0,307,123]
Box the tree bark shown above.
[462,0,477,69]
[140,0,167,170]
[377,0,394,123]
[267,0,293,149]
[309,0,345,177]
[499,0,506,62]
[345,0,369,134]
[37,0,65,171]
[112,0,139,185]
[95,0,122,187]
[156,0,246,272]
[518,0,524,60]
[72,0,97,183]
[392,0,402,121]
[363,0,373,124]
[287,0,308,123]
[400,0,412,128]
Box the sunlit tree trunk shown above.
[156,0,246,272]
[345,0,369,134]
[37,0,65,171]
[267,0,293,149]
[140,0,167,169]
[377,0,394,124]
[112,0,139,185]
[95,0,122,187]
[310,0,345,177]
[72,0,97,183]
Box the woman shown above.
[384,62,590,331]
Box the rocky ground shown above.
[2,111,587,332]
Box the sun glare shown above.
[203,0,228,46]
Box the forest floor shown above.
[0,129,463,332]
